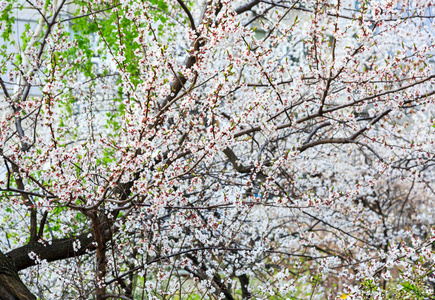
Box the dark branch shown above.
[176,0,197,33]
[7,232,96,271]
[223,147,252,173]
[234,0,261,14]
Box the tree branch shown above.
[234,0,261,14]
[223,147,252,173]
[176,0,197,33]
[6,232,96,271]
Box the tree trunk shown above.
[0,250,36,300]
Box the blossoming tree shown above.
[1,0,435,299]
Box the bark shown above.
[238,274,251,299]
[0,250,36,300]
[87,212,107,300]
[186,254,235,300]
[234,0,261,14]
[4,215,113,299]
[6,232,95,271]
